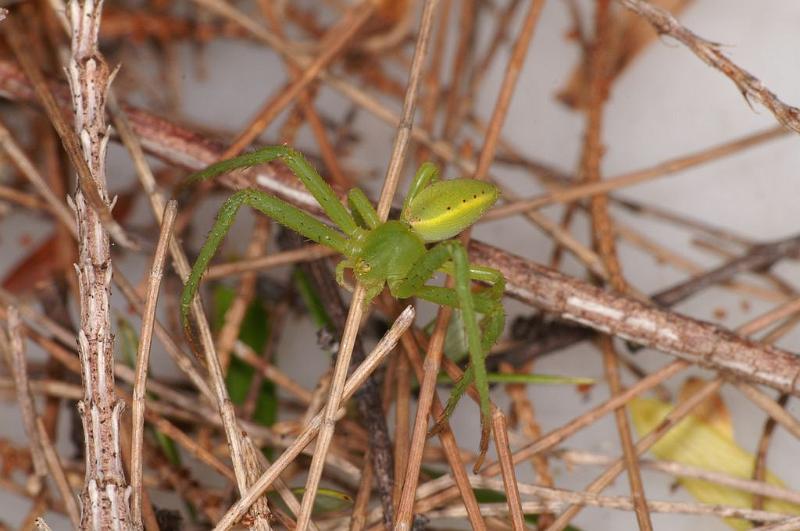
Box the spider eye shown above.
[355,259,371,275]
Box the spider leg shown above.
[181,189,347,331]
[438,262,506,300]
[391,241,499,464]
[181,146,360,236]
[400,162,440,217]
[335,259,356,291]
[346,188,380,229]
[432,304,505,425]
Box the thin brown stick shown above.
[295,281,366,529]
[422,481,795,524]
[130,201,176,525]
[437,0,476,150]
[734,382,800,442]
[350,451,374,531]
[752,393,789,511]
[738,295,800,337]
[415,0,450,163]
[655,234,800,308]
[205,244,338,280]
[484,126,787,220]
[374,0,439,219]
[492,410,525,531]
[395,306,457,530]
[392,350,411,511]
[388,302,486,529]
[501,360,555,525]
[0,185,49,211]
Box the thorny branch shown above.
[64,0,133,528]
[617,0,800,133]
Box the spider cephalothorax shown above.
[180,146,506,459]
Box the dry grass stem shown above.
[492,410,525,530]
[205,244,338,280]
[555,448,800,506]
[130,201,177,524]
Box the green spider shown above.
[179,146,506,455]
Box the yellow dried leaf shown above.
[630,396,800,530]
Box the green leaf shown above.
[269,487,353,516]
[116,317,139,368]
[153,430,181,466]
[290,487,353,514]
[473,487,507,504]
[437,373,594,386]
[485,373,594,386]
[212,285,269,352]
[292,268,333,330]
[211,285,277,427]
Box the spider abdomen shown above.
[402,179,499,242]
